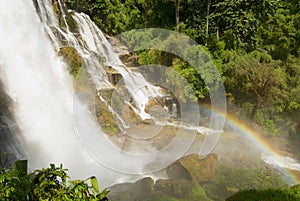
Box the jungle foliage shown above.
[226,185,300,201]
[0,160,110,201]
[65,0,300,137]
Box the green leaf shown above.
[89,176,99,193]
[97,188,110,199]
[14,160,28,177]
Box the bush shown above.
[203,164,288,201]
[226,188,299,201]
[0,160,110,201]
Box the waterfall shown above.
[0,0,74,165]
[2,0,299,192]
[0,0,179,186]
[0,0,133,186]
[72,12,163,120]
[34,0,163,121]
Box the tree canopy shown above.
[65,0,300,138]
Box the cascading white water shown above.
[35,0,112,89]
[0,0,190,186]
[0,0,77,165]
[35,0,163,122]
[262,154,300,171]
[72,12,163,120]
[0,0,142,186]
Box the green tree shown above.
[259,1,300,61]
[223,51,286,119]
[175,0,179,27]
[211,0,279,51]
[180,0,210,44]
[0,160,110,201]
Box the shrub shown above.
[0,160,110,201]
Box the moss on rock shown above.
[166,153,218,184]
[108,177,154,201]
[109,177,212,201]
[58,47,83,77]
[52,0,78,33]
[99,88,141,126]
[154,179,212,201]
[65,11,79,33]
[94,95,119,135]
[52,0,60,16]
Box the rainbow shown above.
[200,103,300,185]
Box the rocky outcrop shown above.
[109,177,154,201]
[154,179,195,198]
[58,47,83,77]
[166,153,218,184]
[139,118,155,125]
[119,53,138,67]
[109,176,213,201]
[52,0,78,33]
[108,154,218,201]
[130,177,154,200]
[98,88,141,129]
[94,95,120,135]
[0,82,25,168]
[154,179,212,201]
[106,66,122,86]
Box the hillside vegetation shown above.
[66,0,300,139]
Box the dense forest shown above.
[65,0,300,140]
[0,0,300,200]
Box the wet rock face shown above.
[108,154,217,201]
[0,83,25,168]
[119,53,138,67]
[154,179,194,198]
[106,66,122,86]
[130,177,154,200]
[165,162,192,181]
[166,153,218,184]
[109,176,213,201]
[58,47,83,77]
[108,177,154,201]
[154,179,213,201]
